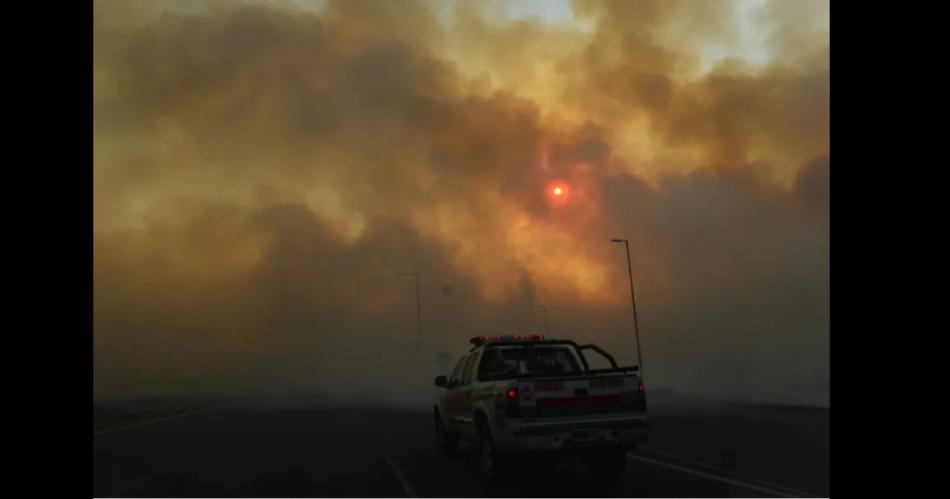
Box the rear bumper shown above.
[494,415,649,452]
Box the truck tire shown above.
[477,425,508,485]
[590,447,626,482]
[434,413,458,456]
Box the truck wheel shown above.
[590,447,626,482]
[435,414,457,456]
[478,428,508,485]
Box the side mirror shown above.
[435,375,448,388]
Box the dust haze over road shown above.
[94,0,829,408]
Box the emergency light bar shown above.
[470,334,545,346]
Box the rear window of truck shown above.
[479,346,581,379]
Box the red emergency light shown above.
[514,334,544,342]
[470,334,546,346]
[469,336,501,346]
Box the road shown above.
[94,395,829,497]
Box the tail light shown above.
[622,383,647,411]
[505,387,521,417]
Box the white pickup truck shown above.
[433,335,648,483]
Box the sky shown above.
[93,0,829,406]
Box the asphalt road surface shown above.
[94,395,829,497]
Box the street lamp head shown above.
[610,239,626,243]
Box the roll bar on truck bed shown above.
[467,336,640,378]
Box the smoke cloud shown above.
[94,0,829,406]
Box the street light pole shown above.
[611,238,644,378]
[396,272,422,344]
[538,305,549,336]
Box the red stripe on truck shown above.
[535,394,621,407]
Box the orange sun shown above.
[553,187,563,196]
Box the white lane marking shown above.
[639,445,816,497]
[94,408,208,437]
[382,453,418,498]
[627,453,801,498]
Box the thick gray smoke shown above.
[94,0,829,407]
